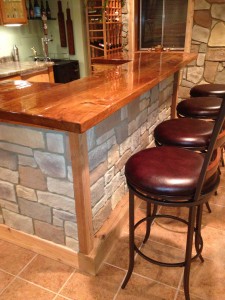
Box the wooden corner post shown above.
[69,132,94,255]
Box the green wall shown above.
[0,0,88,77]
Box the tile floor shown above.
[0,169,225,299]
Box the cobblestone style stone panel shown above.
[19,166,47,191]
[0,149,17,170]
[209,22,225,47]
[204,61,219,82]
[34,220,65,245]
[47,177,74,198]
[211,4,225,22]
[65,221,78,238]
[192,25,210,43]
[0,142,33,156]
[18,155,37,168]
[46,132,64,154]
[215,69,225,84]
[0,167,18,184]
[34,151,66,178]
[16,185,37,202]
[0,124,45,149]
[0,180,16,202]
[37,191,75,214]
[194,10,212,28]
[2,209,34,234]
[194,0,210,10]
[18,198,51,223]
[0,199,19,213]
[206,48,225,61]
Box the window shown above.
[140,0,188,50]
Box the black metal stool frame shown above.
[122,100,225,300]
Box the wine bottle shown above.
[40,0,45,17]
[45,0,51,19]
[28,0,34,19]
[34,0,41,19]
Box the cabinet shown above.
[0,0,27,25]
[86,0,123,69]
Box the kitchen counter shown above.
[0,51,196,274]
[0,52,196,133]
[0,60,54,78]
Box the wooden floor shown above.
[0,167,225,299]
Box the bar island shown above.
[0,52,196,274]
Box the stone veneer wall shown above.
[0,126,78,251]
[0,75,173,251]
[87,76,174,232]
[179,0,225,98]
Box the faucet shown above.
[41,35,53,61]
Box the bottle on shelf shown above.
[45,0,51,19]
[40,0,45,18]
[34,0,41,19]
[28,0,34,19]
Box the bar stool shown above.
[122,100,225,300]
[190,83,225,100]
[177,96,222,120]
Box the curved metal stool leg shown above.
[121,191,135,289]
[195,205,204,263]
[184,207,196,300]
[143,203,158,244]
[205,202,212,213]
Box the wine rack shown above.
[86,0,123,70]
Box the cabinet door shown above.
[0,0,27,25]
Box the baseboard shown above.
[0,193,141,275]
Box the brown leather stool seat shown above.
[154,118,214,151]
[177,97,222,119]
[190,84,225,100]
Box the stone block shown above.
[0,180,16,202]
[0,149,17,170]
[16,185,37,202]
[194,10,212,28]
[93,200,112,233]
[128,119,137,135]
[187,66,204,83]
[96,129,114,145]
[95,110,121,138]
[64,221,78,238]
[88,142,108,171]
[65,237,79,252]
[131,129,141,152]
[140,98,150,111]
[107,145,119,169]
[34,151,66,178]
[136,110,148,128]
[0,167,18,184]
[111,183,125,210]
[209,22,225,46]
[18,198,51,223]
[91,177,105,207]
[197,53,206,66]
[0,142,33,156]
[67,166,73,182]
[87,128,96,151]
[53,209,76,222]
[47,177,74,198]
[104,167,115,185]
[211,4,225,22]
[194,0,210,10]
[178,86,191,99]
[121,107,128,121]
[127,97,140,122]
[2,209,34,234]
[46,132,64,154]
[19,166,47,191]
[204,61,219,82]
[90,161,107,185]
[151,85,159,103]
[119,136,131,156]
[34,220,65,245]
[140,131,150,149]
[181,80,195,88]
[215,69,225,84]
[53,216,63,227]
[199,43,207,53]
[115,119,128,144]
[92,195,107,217]
[18,155,37,168]
[192,25,210,43]
[0,125,45,149]
[37,191,76,214]
[105,172,121,199]
[0,199,19,213]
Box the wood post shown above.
[69,132,94,255]
[171,71,180,119]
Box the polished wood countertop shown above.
[0,61,54,78]
[0,52,196,133]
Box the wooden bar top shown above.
[0,52,196,133]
